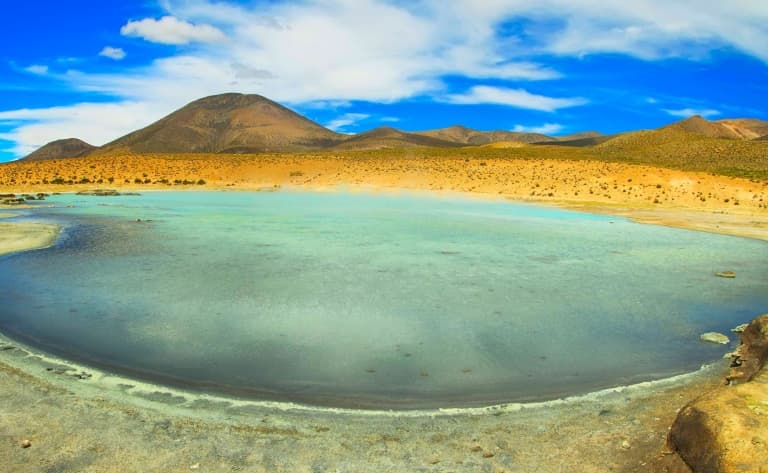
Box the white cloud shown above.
[663,108,721,118]
[438,0,768,62]
[24,65,49,75]
[446,86,586,111]
[99,46,126,60]
[120,15,226,45]
[325,113,370,132]
[0,102,162,157]
[512,123,565,135]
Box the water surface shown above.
[1,191,766,409]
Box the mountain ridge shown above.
[18,93,768,160]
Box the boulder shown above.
[700,332,729,345]
[668,314,768,472]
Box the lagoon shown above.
[0,191,766,409]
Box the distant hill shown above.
[16,94,768,159]
[661,115,742,139]
[330,127,464,151]
[556,131,604,141]
[717,119,768,140]
[21,138,96,161]
[534,135,615,147]
[98,93,345,154]
[415,125,556,145]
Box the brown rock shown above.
[727,314,768,384]
[21,439,31,448]
[668,314,768,472]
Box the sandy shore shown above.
[0,213,60,257]
[1,329,724,473]
[3,154,767,240]
[1,155,766,471]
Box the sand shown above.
[0,215,60,257]
[1,155,766,471]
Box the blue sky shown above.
[1,0,767,161]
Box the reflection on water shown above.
[0,191,766,409]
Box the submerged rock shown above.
[75,189,121,196]
[731,323,749,333]
[699,332,729,345]
[669,314,768,472]
[715,270,736,278]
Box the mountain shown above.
[331,127,464,150]
[415,125,556,145]
[661,115,742,139]
[18,95,768,158]
[98,93,345,154]
[716,119,768,140]
[556,131,604,141]
[21,138,96,161]
[535,135,615,147]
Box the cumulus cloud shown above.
[446,86,586,111]
[663,108,721,118]
[325,113,370,132]
[99,46,126,60]
[512,123,565,135]
[438,0,768,62]
[0,102,161,157]
[24,65,49,75]
[120,16,226,44]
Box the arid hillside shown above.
[96,93,346,155]
[22,138,96,161]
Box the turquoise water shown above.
[1,191,766,409]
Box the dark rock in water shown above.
[0,193,16,198]
[668,313,768,472]
[715,270,736,278]
[1,197,26,205]
[76,189,121,196]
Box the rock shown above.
[1,197,26,205]
[21,439,31,448]
[726,314,768,384]
[715,271,736,278]
[190,464,200,470]
[731,323,748,333]
[700,332,729,345]
[75,189,121,196]
[668,314,768,472]
[620,440,631,450]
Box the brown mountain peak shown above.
[22,138,96,161]
[99,93,344,154]
[662,115,741,139]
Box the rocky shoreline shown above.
[668,314,768,472]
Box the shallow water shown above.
[1,191,766,408]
